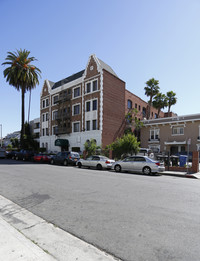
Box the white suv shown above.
[138,148,154,159]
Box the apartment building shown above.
[40,54,125,152]
[30,117,40,144]
[125,90,164,120]
[140,113,200,154]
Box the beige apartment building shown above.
[140,113,200,154]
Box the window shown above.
[86,121,90,131]
[135,103,137,109]
[86,82,91,93]
[53,95,59,104]
[73,87,80,98]
[139,105,141,111]
[68,89,71,95]
[127,100,132,109]
[172,126,184,135]
[46,98,49,107]
[46,113,49,121]
[93,80,97,91]
[92,120,97,130]
[52,126,58,135]
[73,122,80,132]
[52,110,58,120]
[46,128,49,136]
[42,100,45,108]
[42,114,45,122]
[86,101,90,112]
[150,128,160,140]
[93,100,97,110]
[42,129,45,136]
[73,104,80,115]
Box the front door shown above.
[170,146,178,155]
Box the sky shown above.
[0,0,200,137]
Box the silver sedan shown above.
[77,155,115,170]
[112,156,164,175]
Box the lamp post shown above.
[0,124,2,147]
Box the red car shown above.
[33,153,50,163]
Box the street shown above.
[0,159,200,261]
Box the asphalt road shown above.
[0,159,200,261]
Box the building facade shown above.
[140,113,200,154]
[40,54,125,152]
[125,90,165,120]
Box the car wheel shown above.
[16,156,19,160]
[96,164,102,170]
[63,160,68,166]
[114,165,121,173]
[78,162,82,168]
[143,166,151,175]
[50,159,54,165]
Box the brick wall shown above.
[102,70,125,148]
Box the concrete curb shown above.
[0,195,121,261]
[161,171,200,179]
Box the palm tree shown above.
[2,49,41,148]
[166,91,177,117]
[144,78,160,119]
[152,92,167,118]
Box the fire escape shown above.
[55,90,71,135]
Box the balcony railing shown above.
[55,127,71,135]
[55,113,71,121]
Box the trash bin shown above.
[179,155,188,167]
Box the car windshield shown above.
[71,152,79,157]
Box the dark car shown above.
[50,151,80,166]
[6,150,18,159]
[15,150,34,161]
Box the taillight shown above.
[155,162,160,166]
[69,156,72,159]
[105,160,110,164]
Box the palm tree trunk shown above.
[20,87,25,148]
[28,89,31,123]
[168,105,171,117]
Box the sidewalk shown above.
[0,195,120,261]
[161,170,200,179]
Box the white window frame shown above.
[92,119,97,130]
[92,99,98,111]
[85,120,90,131]
[149,128,160,140]
[172,125,184,136]
[52,94,59,105]
[73,121,80,133]
[73,86,81,99]
[85,78,98,95]
[52,110,58,121]
[52,125,58,135]
[72,103,81,116]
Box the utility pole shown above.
[187,138,191,174]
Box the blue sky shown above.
[0,0,200,137]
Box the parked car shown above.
[33,153,51,163]
[77,155,115,170]
[112,155,165,175]
[138,148,154,158]
[6,150,18,159]
[0,148,6,159]
[50,151,80,166]
[15,150,34,161]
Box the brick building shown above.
[40,54,125,152]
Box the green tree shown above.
[152,92,167,118]
[125,108,144,141]
[109,133,140,160]
[84,139,100,156]
[144,78,160,119]
[2,49,41,148]
[166,91,177,116]
[10,138,20,149]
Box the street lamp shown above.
[0,124,2,147]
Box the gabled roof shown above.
[96,57,118,77]
[51,70,85,90]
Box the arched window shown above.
[127,100,132,109]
